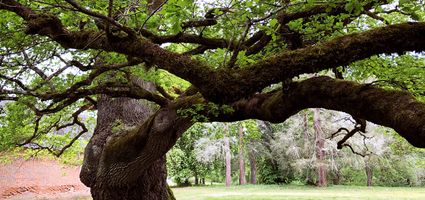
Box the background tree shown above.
[167,123,209,186]
[313,108,327,187]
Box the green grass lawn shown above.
[171,185,425,200]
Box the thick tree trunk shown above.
[80,95,174,199]
[90,156,172,200]
[238,126,247,185]
[248,149,257,184]
[313,109,327,187]
[79,79,192,200]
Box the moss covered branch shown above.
[215,76,425,147]
[2,0,425,104]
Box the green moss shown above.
[102,115,156,167]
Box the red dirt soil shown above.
[0,158,90,200]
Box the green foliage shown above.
[0,144,85,165]
[257,158,292,184]
[349,54,425,101]
[177,103,234,122]
[167,123,211,185]
[0,102,34,151]
[1,0,425,190]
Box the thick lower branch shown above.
[217,76,425,147]
[95,106,192,187]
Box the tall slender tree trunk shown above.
[302,111,314,185]
[313,109,327,187]
[365,157,373,187]
[224,138,232,187]
[238,125,247,185]
[248,148,257,184]
[224,124,232,187]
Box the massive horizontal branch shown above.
[2,0,425,104]
[214,76,425,148]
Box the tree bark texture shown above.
[80,94,173,199]
[214,76,425,148]
[313,109,327,187]
[5,0,425,103]
[238,126,247,185]
[224,124,232,187]
[78,78,191,200]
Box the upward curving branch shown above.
[212,76,425,148]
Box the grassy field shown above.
[172,185,425,200]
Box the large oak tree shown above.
[1,0,425,199]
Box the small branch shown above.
[328,127,350,139]
[0,74,31,91]
[54,104,91,157]
[64,0,135,37]
[243,31,265,47]
[22,51,48,80]
[20,104,91,157]
[141,0,168,28]
[17,117,42,147]
[364,10,390,25]
[245,34,272,55]
[182,19,217,29]
[17,116,61,147]
[228,20,251,68]
[341,143,367,157]
[182,45,212,55]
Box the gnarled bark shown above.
[80,90,190,199]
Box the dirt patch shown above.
[0,158,90,199]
